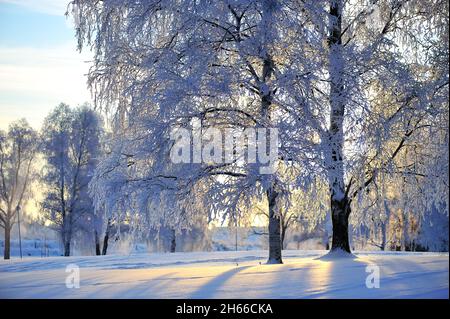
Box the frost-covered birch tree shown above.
[277,0,449,254]
[71,0,317,264]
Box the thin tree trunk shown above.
[322,229,330,250]
[64,239,71,257]
[380,222,387,251]
[281,224,286,250]
[170,228,176,253]
[267,184,283,264]
[95,230,101,255]
[63,226,72,256]
[381,199,390,251]
[402,211,410,251]
[102,232,109,255]
[63,213,72,257]
[102,219,111,255]
[4,222,11,260]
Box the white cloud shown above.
[0,0,69,16]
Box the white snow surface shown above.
[0,250,448,299]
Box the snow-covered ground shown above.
[0,250,448,298]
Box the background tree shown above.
[41,103,103,256]
[0,119,38,259]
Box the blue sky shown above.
[0,2,72,47]
[0,0,91,130]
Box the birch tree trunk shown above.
[63,208,73,257]
[95,230,101,255]
[64,230,71,257]
[327,0,351,253]
[380,199,390,251]
[258,50,284,263]
[102,218,111,255]
[267,184,283,264]
[170,228,176,253]
[281,223,287,250]
[380,222,387,251]
[4,220,11,260]
[402,211,410,251]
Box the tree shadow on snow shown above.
[190,266,251,299]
